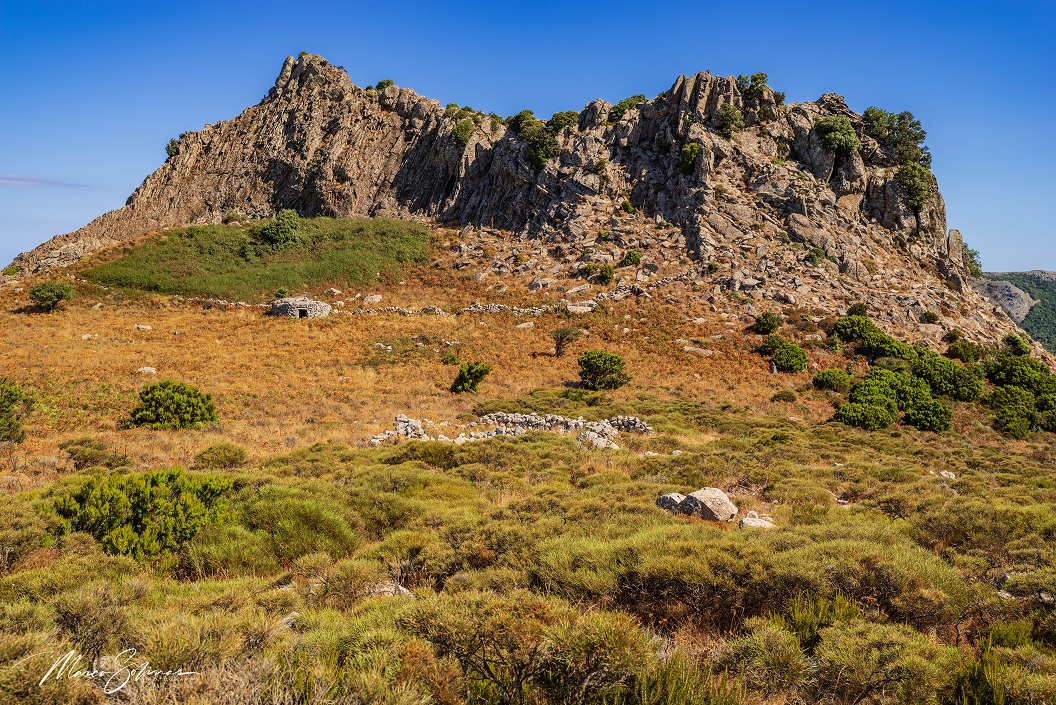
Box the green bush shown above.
[608,94,646,123]
[848,378,899,417]
[774,593,862,654]
[895,162,935,208]
[1,264,19,276]
[814,115,860,155]
[946,339,983,363]
[165,138,179,158]
[1003,332,1032,356]
[441,351,459,365]
[452,118,475,147]
[770,390,797,403]
[717,103,745,138]
[831,314,876,342]
[812,369,850,392]
[773,341,808,373]
[922,310,940,323]
[256,209,301,249]
[517,116,561,169]
[904,398,952,432]
[53,468,234,561]
[54,583,128,665]
[912,353,982,401]
[58,437,132,471]
[620,250,642,267]
[578,350,631,390]
[29,281,76,311]
[718,618,808,696]
[678,142,701,175]
[451,361,491,394]
[804,247,829,266]
[0,380,33,445]
[581,263,615,285]
[833,402,896,430]
[815,621,958,705]
[547,110,579,132]
[985,354,1049,391]
[193,441,248,469]
[847,302,869,317]
[620,200,638,214]
[123,379,218,429]
[737,72,771,104]
[551,327,583,357]
[754,312,783,335]
[862,107,931,167]
[375,79,394,90]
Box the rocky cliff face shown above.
[8,54,1031,349]
[970,277,1039,323]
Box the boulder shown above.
[678,487,738,521]
[738,510,775,529]
[656,493,687,512]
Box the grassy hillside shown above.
[83,215,432,302]
[989,272,1056,352]
[2,261,1056,703]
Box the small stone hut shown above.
[269,296,332,319]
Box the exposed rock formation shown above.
[8,53,1035,351]
[970,278,1038,323]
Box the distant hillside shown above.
[986,271,1056,352]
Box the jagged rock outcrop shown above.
[15,54,960,280]
[970,277,1038,323]
[8,53,1037,353]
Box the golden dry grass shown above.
[0,259,857,490]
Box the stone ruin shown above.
[269,296,331,318]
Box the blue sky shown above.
[1,0,1053,271]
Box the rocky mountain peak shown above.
[7,53,1034,353]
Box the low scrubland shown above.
[1,219,1055,703]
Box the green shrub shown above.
[1003,332,1032,356]
[256,209,301,249]
[678,142,701,175]
[862,107,931,167]
[441,352,459,365]
[994,405,1034,439]
[913,354,982,401]
[193,441,248,469]
[966,247,984,277]
[772,341,808,373]
[814,115,860,155]
[1,264,19,276]
[985,354,1048,391]
[375,79,394,90]
[551,327,583,357]
[620,200,638,214]
[620,250,642,267]
[0,380,33,445]
[451,361,491,394]
[775,592,863,654]
[707,262,719,274]
[812,369,850,392]
[771,390,797,403]
[946,339,983,363]
[578,350,631,390]
[54,583,128,665]
[848,378,900,417]
[848,302,869,317]
[833,402,896,430]
[53,468,234,561]
[58,437,132,471]
[518,117,560,169]
[754,312,783,335]
[123,379,218,429]
[29,281,76,311]
[895,162,935,208]
[737,72,771,104]
[805,247,829,266]
[717,103,745,138]
[831,314,876,342]
[923,311,940,323]
[815,621,959,705]
[904,399,952,432]
[718,618,808,696]
[608,94,646,123]
[581,263,615,284]
[452,118,475,147]
[165,138,179,158]
[177,523,278,579]
[547,110,579,132]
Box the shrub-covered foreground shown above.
[1,393,1055,703]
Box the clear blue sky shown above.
[1,0,1053,271]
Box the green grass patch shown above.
[83,216,432,302]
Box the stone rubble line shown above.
[368,412,653,449]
